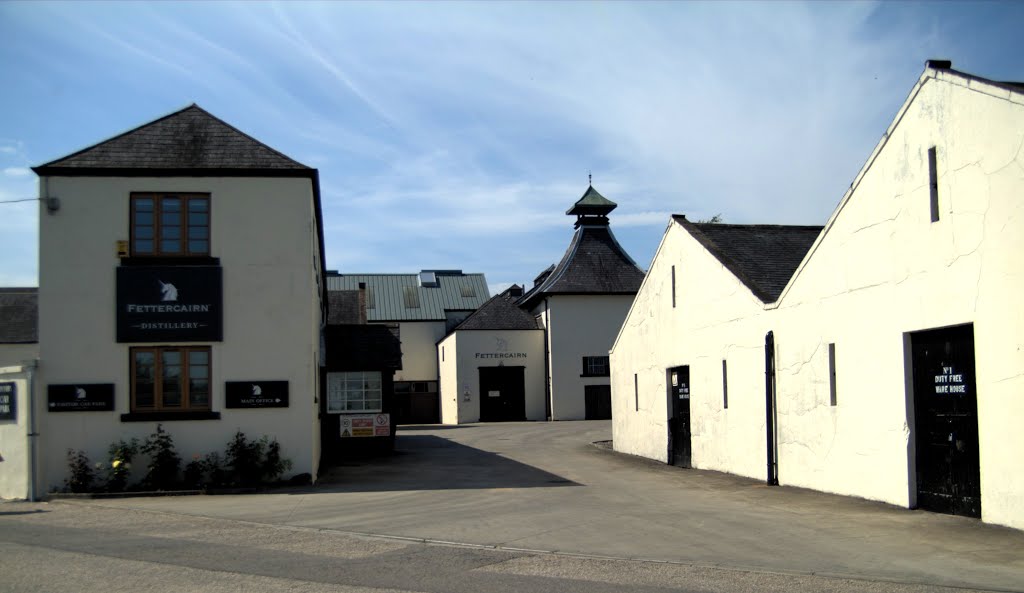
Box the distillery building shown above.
[327,271,489,424]
[6,104,327,497]
[610,62,1024,530]
[439,185,645,423]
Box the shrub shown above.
[65,449,95,493]
[182,451,228,490]
[140,424,181,490]
[225,431,292,487]
[105,438,140,492]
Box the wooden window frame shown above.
[130,346,212,412]
[130,193,211,257]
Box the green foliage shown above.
[140,424,181,490]
[105,438,140,492]
[696,213,724,224]
[64,449,95,493]
[225,431,292,487]
[183,451,228,490]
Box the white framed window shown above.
[327,371,382,413]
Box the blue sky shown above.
[1,1,1022,295]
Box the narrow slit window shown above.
[722,359,728,409]
[634,373,639,412]
[829,343,837,406]
[928,147,940,222]
[671,265,676,308]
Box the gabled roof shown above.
[32,104,311,175]
[519,224,645,309]
[0,287,38,344]
[454,286,540,331]
[327,271,490,322]
[673,216,822,303]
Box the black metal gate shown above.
[911,324,980,518]
[667,366,691,467]
[479,366,526,422]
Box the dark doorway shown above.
[667,366,691,468]
[911,324,980,518]
[479,366,526,422]
[584,385,612,420]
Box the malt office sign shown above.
[117,266,223,342]
[225,381,289,409]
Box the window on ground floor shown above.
[327,371,382,413]
[131,346,211,412]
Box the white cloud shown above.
[3,167,31,177]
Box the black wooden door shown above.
[584,385,612,419]
[668,366,691,468]
[479,367,526,422]
[911,324,980,518]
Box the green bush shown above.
[140,424,181,490]
[225,431,292,487]
[104,438,140,492]
[64,449,95,493]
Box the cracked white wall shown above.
[612,70,1024,530]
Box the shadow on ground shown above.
[316,434,579,492]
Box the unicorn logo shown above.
[251,385,262,396]
[158,280,178,302]
[75,387,87,400]
[495,337,509,352]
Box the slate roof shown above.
[33,104,311,174]
[673,216,823,303]
[327,272,490,322]
[327,291,364,325]
[454,286,540,331]
[325,324,402,371]
[0,287,38,343]
[519,222,645,309]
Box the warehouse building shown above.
[610,62,1024,530]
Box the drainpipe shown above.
[543,297,552,421]
[764,331,778,486]
[23,358,39,501]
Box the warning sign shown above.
[340,413,390,438]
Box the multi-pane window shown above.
[327,371,382,413]
[131,346,211,411]
[131,193,210,256]
[582,356,610,377]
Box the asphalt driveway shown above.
[59,421,1024,591]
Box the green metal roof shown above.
[566,185,617,216]
[327,272,490,322]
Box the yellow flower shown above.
[112,459,122,468]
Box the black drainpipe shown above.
[765,331,778,486]
[543,297,552,421]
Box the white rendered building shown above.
[611,62,1024,530]
[10,105,327,497]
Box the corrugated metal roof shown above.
[327,272,490,321]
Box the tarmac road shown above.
[2,420,1023,592]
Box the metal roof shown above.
[327,272,489,322]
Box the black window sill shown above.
[120,256,220,266]
[121,411,221,422]
[580,373,611,378]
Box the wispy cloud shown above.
[3,167,31,177]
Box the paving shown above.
[24,421,1024,592]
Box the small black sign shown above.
[225,381,289,409]
[117,266,223,342]
[0,382,16,421]
[48,384,115,412]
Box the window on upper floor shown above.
[582,355,610,377]
[131,346,211,412]
[131,193,210,256]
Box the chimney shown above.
[926,59,952,70]
[357,282,367,324]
